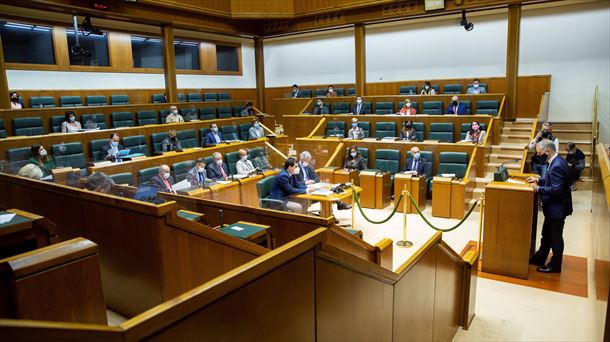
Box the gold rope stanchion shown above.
[477,191,485,254]
[396,184,413,248]
[351,179,356,230]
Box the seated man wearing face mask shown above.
[165,105,184,123]
[351,96,369,115]
[446,95,468,115]
[207,151,231,181]
[295,151,351,210]
[204,123,225,146]
[312,99,329,115]
[403,146,426,176]
[347,118,365,140]
[466,78,487,94]
[249,119,265,139]
[236,149,257,176]
[186,158,211,187]
[102,133,124,162]
[150,164,177,194]
[161,129,182,152]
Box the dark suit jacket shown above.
[352,102,370,115]
[312,106,329,115]
[161,137,182,152]
[446,103,468,115]
[270,168,306,200]
[101,142,124,161]
[150,174,175,192]
[403,157,426,175]
[291,89,301,98]
[204,131,225,146]
[206,162,230,181]
[538,156,573,219]
[294,162,320,185]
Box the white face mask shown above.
[293,167,300,174]
[216,159,223,165]
[350,152,357,157]
[301,161,309,167]
[162,172,170,179]
[425,85,430,90]
[171,109,178,115]
[197,166,205,172]
[356,99,362,104]
[328,88,333,92]
[39,149,47,157]
[241,156,247,161]
[473,84,479,88]
[406,103,411,107]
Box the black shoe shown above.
[536,265,561,273]
[529,257,546,266]
[334,219,340,224]
[337,201,352,210]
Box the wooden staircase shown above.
[545,122,594,190]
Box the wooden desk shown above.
[375,173,391,209]
[317,167,338,183]
[218,221,272,249]
[0,209,58,259]
[394,173,427,213]
[358,171,377,208]
[209,181,241,203]
[432,177,453,218]
[294,186,362,218]
[334,169,359,185]
[483,182,537,279]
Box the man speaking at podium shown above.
[526,140,573,273]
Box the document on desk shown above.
[172,179,192,192]
[230,226,245,231]
[507,178,526,184]
[441,173,456,178]
[403,171,417,175]
[0,213,16,224]
[217,180,232,185]
[310,182,327,190]
[311,189,333,196]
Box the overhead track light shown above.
[460,10,474,31]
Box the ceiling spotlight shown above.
[460,10,474,31]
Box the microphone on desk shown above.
[219,209,224,229]
[494,158,521,182]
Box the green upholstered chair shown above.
[80,113,107,129]
[460,123,487,140]
[111,112,134,128]
[220,125,239,140]
[333,88,345,96]
[332,102,350,114]
[85,95,106,106]
[256,176,285,210]
[373,149,401,174]
[204,93,218,102]
[110,94,129,105]
[181,108,199,122]
[460,100,472,115]
[151,132,167,153]
[29,96,55,108]
[443,84,463,94]
[232,106,245,117]
[357,122,370,138]
[218,107,233,119]
[374,122,397,138]
[51,142,86,171]
[188,93,202,102]
[239,123,253,140]
[357,147,369,166]
[326,121,346,137]
[178,94,186,102]
[347,88,356,96]
[177,129,197,148]
[199,128,211,147]
[151,94,166,103]
[172,160,196,182]
[431,85,440,94]
[90,139,108,162]
[429,123,454,142]
[6,147,33,173]
[412,122,425,141]
[225,151,240,175]
[375,102,394,115]
[122,135,149,156]
[136,110,159,126]
[59,96,82,107]
[314,89,326,97]
[109,172,134,186]
[218,93,230,101]
[13,117,44,136]
[199,107,217,120]
[50,116,65,133]
[422,101,443,115]
[249,147,265,160]
[300,89,311,98]
[138,166,160,185]
[159,109,170,123]
[399,86,417,95]
[476,100,500,116]
[437,152,469,178]
[0,118,6,138]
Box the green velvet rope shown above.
[406,192,479,232]
[352,189,403,224]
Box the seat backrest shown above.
[109,172,134,186]
[204,93,218,102]
[374,122,396,138]
[199,107,217,120]
[181,108,199,122]
[188,93,202,102]
[399,85,417,95]
[199,128,211,146]
[220,125,239,140]
[85,95,107,106]
[438,152,469,178]
[468,83,488,91]
[0,118,6,138]
[52,142,85,169]
[136,110,159,126]
[218,92,230,101]
[332,102,350,114]
[357,122,370,137]
[300,89,311,98]
[59,96,83,107]
[177,129,197,148]
[476,100,499,116]
[374,149,400,174]
[172,160,196,182]
[50,116,65,133]
[375,102,394,115]
[159,109,170,123]
[249,147,265,160]
[358,147,369,166]
[122,135,149,156]
[218,107,233,119]
[239,123,252,140]
[347,88,356,96]
[314,89,326,97]
[89,139,108,161]
[151,94,165,103]
[29,96,55,108]
[232,106,245,117]
[443,84,463,94]
[333,88,345,96]
[13,117,44,136]
[460,100,471,114]
[178,94,186,102]
[256,176,276,202]
[111,112,134,128]
[138,166,160,185]
[151,132,167,153]
[225,151,240,175]
[429,122,454,142]
[326,121,346,137]
[412,122,425,141]
[422,101,443,114]
[431,85,440,94]
[81,113,107,130]
[110,94,129,105]
[6,147,33,173]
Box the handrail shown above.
[464,146,478,181]
[395,232,442,276]
[259,121,277,136]
[299,99,313,115]
[497,95,506,120]
[324,142,345,168]
[307,117,327,138]
[264,141,288,160]
[592,85,599,165]
[483,117,493,146]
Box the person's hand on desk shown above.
[306,186,315,194]
[305,180,316,185]
[525,176,539,184]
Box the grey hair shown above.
[213,151,222,158]
[85,172,114,192]
[536,139,556,152]
[17,164,43,180]
[300,151,311,160]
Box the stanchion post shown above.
[477,191,485,254]
[397,184,413,248]
[351,178,355,230]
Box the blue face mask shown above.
[413,153,421,160]
[111,141,118,147]
[351,123,358,127]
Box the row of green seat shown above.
[326,121,486,143]
[6,106,251,136]
[295,88,356,98]
[398,83,487,95]
[313,100,499,115]
[27,95,129,108]
[152,92,231,103]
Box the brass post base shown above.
[396,240,413,248]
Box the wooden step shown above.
[501,135,531,144]
[489,154,523,164]
[552,130,592,141]
[558,140,592,152]
[502,127,532,134]
[540,122,592,130]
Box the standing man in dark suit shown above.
[291,84,301,98]
[526,140,573,273]
[446,95,468,115]
[150,164,176,194]
[206,151,231,181]
[403,146,426,176]
[351,96,369,114]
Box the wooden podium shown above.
[483,182,538,279]
[431,176,453,218]
[316,167,337,183]
[358,171,377,208]
[394,173,427,213]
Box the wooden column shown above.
[162,25,178,103]
[505,4,521,120]
[354,23,366,96]
[254,36,266,111]
[0,33,10,109]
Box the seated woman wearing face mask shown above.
[344,146,367,171]
[420,81,436,95]
[236,148,257,176]
[398,98,416,115]
[9,91,22,109]
[27,144,55,177]
[400,120,419,142]
[102,133,124,162]
[61,111,82,133]
[347,118,365,140]
[463,121,486,145]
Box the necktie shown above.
[163,178,174,193]
[454,106,458,114]
[198,172,203,183]
[412,160,417,172]
[214,133,221,143]
[220,165,228,179]
[357,104,361,113]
